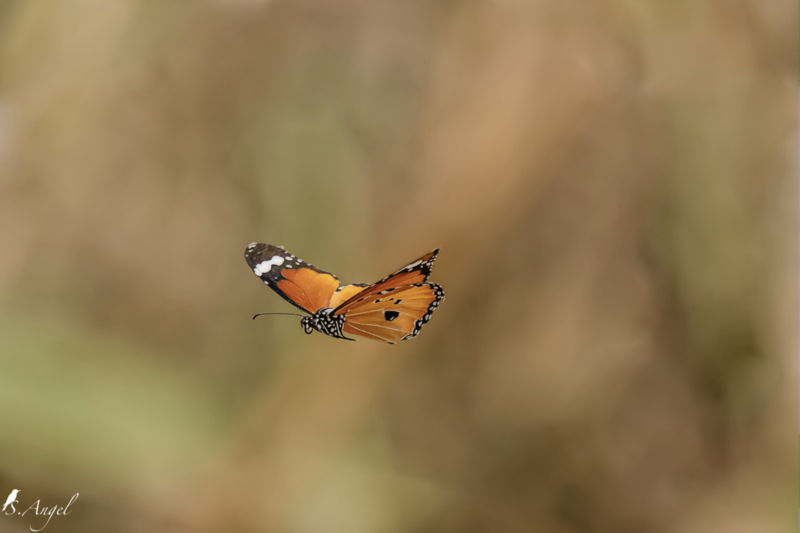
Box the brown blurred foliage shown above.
[0,1,795,532]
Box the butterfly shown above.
[244,243,444,343]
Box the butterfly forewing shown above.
[244,242,341,314]
[332,250,439,312]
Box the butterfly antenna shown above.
[252,312,305,320]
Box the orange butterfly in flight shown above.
[244,243,444,343]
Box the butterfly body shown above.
[245,242,444,343]
[300,309,348,339]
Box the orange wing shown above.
[332,249,439,312]
[245,242,345,314]
[339,283,444,343]
[332,250,443,343]
[329,284,369,308]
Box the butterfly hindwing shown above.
[338,283,444,343]
[244,242,340,314]
[332,250,443,343]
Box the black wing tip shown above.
[244,242,270,265]
[245,242,283,253]
[244,243,296,269]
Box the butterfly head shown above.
[301,316,314,335]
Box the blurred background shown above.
[0,1,795,532]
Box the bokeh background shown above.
[0,1,795,532]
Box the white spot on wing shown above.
[253,255,285,275]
